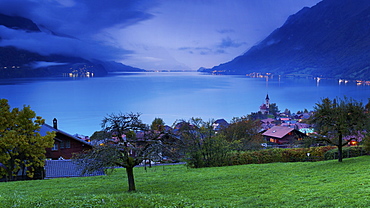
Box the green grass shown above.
[1,157,370,207]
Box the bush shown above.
[229,146,337,165]
[188,145,367,168]
[324,146,368,160]
[185,135,231,168]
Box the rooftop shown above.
[262,126,295,139]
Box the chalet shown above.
[280,122,296,128]
[212,119,229,131]
[40,118,93,160]
[262,126,307,147]
[279,117,291,122]
[260,118,276,130]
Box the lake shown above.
[0,72,369,136]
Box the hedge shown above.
[229,146,339,165]
[324,146,368,160]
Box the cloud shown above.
[178,47,214,55]
[0,26,129,60]
[0,0,158,37]
[0,0,158,61]
[117,45,191,71]
[0,0,322,70]
[30,61,68,69]
[0,0,36,17]
[178,37,245,56]
[217,29,235,34]
[217,37,246,49]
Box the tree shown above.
[175,118,232,168]
[150,117,165,131]
[176,118,212,168]
[310,97,368,162]
[74,112,175,191]
[89,130,106,141]
[0,99,55,180]
[363,99,370,151]
[283,108,291,116]
[220,117,263,151]
[248,111,267,120]
[269,103,280,117]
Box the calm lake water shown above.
[0,72,369,136]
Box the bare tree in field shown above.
[74,113,178,191]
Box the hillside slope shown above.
[205,0,370,80]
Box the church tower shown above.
[265,94,270,109]
[259,94,270,114]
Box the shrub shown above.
[185,135,231,168]
[324,146,368,160]
[229,146,337,165]
[188,145,365,168]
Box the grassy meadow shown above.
[1,156,370,207]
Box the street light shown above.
[306,152,311,161]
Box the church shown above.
[259,94,270,114]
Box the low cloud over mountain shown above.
[0,0,156,61]
[0,13,144,78]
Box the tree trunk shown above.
[338,133,343,162]
[126,166,136,191]
[7,158,15,181]
[338,145,343,162]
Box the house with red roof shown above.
[262,126,307,147]
[39,118,93,160]
[260,118,276,130]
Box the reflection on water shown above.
[0,72,369,136]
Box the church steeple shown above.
[259,94,270,115]
[265,94,270,109]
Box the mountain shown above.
[0,46,105,78]
[94,60,145,73]
[0,14,143,78]
[203,0,370,80]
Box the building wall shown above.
[266,131,305,146]
[45,133,92,160]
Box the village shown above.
[35,94,364,179]
[43,95,310,157]
[2,94,366,182]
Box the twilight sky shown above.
[0,0,322,71]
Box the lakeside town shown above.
[51,93,317,158]
[1,0,370,206]
[23,94,365,179]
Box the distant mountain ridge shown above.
[0,13,144,78]
[202,0,370,80]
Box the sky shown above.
[0,0,322,71]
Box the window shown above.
[60,140,71,149]
[51,143,58,151]
[65,140,71,148]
